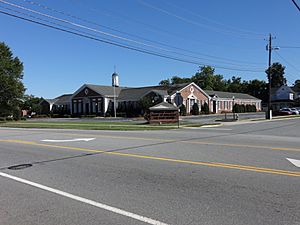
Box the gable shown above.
[175,83,209,101]
[73,87,101,98]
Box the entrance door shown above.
[213,101,217,113]
[85,103,89,115]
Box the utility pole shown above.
[266,33,276,119]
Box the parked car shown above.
[290,108,299,115]
[278,108,293,115]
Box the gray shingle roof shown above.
[43,99,57,105]
[204,90,260,100]
[85,84,124,97]
[149,102,178,111]
[117,83,189,101]
[118,86,167,101]
[54,94,72,105]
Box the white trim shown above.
[170,82,211,99]
[71,84,107,99]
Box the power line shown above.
[67,0,264,52]
[162,0,265,37]
[292,0,300,11]
[0,0,264,69]
[279,46,300,49]
[274,51,300,74]
[0,8,265,73]
[20,0,264,66]
[137,0,265,40]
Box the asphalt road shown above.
[0,118,299,225]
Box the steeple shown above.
[112,66,119,87]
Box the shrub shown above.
[191,103,200,115]
[201,102,209,114]
[179,104,186,116]
[233,104,257,113]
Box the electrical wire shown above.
[137,0,265,40]
[0,8,265,72]
[0,0,265,70]
[274,51,300,74]
[67,0,264,52]
[162,0,265,37]
[292,0,300,11]
[279,46,300,49]
[20,0,264,66]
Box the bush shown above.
[179,104,186,116]
[233,104,257,113]
[201,102,209,114]
[0,117,6,122]
[6,117,13,121]
[191,103,200,115]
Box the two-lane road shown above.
[0,119,299,225]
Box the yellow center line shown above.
[61,133,300,152]
[0,139,299,177]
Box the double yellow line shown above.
[1,139,300,177]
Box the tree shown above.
[179,104,186,116]
[294,80,300,89]
[170,76,191,85]
[21,95,43,114]
[266,62,287,88]
[201,102,209,114]
[191,103,200,115]
[0,42,25,118]
[192,66,214,90]
[159,79,170,86]
[191,66,226,91]
[244,79,268,102]
[227,76,244,93]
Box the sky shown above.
[0,0,299,98]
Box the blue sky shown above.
[0,0,299,98]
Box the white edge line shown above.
[0,172,168,225]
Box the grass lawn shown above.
[0,120,184,130]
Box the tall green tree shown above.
[244,79,268,102]
[266,62,287,88]
[294,79,300,89]
[159,79,170,86]
[170,76,191,85]
[0,42,25,118]
[227,76,244,93]
[192,66,214,90]
[20,94,43,114]
[192,66,226,91]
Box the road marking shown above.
[2,128,300,153]
[287,158,300,168]
[199,124,223,128]
[1,139,300,177]
[0,172,168,225]
[41,138,95,143]
[199,128,232,130]
[62,133,300,153]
